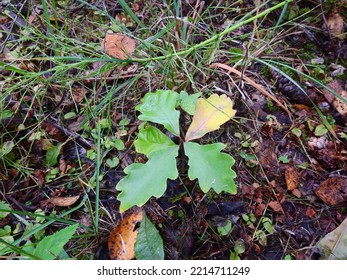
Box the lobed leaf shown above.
[184,142,237,194]
[176,91,200,115]
[116,146,179,212]
[134,126,176,156]
[185,94,236,141]
[135,90,180,136]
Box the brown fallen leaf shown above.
[101,33,136,59]
[68,116,87,132]
[72,87,86,103]
[305,207,316,218]
[108,208,143,260]
[291,188,302,198]
[333,90,347,117]
[49,195,80,207]
[268,201,283,213]
[285,166,299,190]
[326,11,346,40]
[321,79,343,104]
[316,177,347,206]
[321,79,347,122]
[34,170,45,187]
[255,203,265,217]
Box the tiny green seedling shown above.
[230,239,246,260]
[279,154,290,163]
[217,220,233,236]
[253,217,276,246]
[116,90,237,212]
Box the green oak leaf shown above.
[135,90,180,136]
[184,142,237,194]
[176,91,200,115]
[116,146,179,212]
[134,126,176,156]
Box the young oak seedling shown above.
[116,90,237,212]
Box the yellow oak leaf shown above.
[185,94,236,141]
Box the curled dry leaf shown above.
[101,33,136,59]
[315,177,347,206]
[108,209,144,260]
[49,195,80,207]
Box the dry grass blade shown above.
[209,63,292,118]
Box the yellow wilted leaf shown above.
[108,209,143,260]
[185,94,236,141]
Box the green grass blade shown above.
[0,238,41,260]
[263,59,347,104]
[41,0,53,35]
[93,121,102,234]
[126,0,293,63]
[9,195,87,247]
[275,1,289,28]
[76,0,129,33]
[117,0,146,28]
[256,59,340,138]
